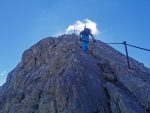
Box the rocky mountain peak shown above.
[0,34,150,113]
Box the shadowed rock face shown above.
[0,34,150,113]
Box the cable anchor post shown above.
[123,41,131,69]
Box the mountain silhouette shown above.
[0,34,150,113]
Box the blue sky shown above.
[0,0,150,86]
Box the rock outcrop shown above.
[0,34,150,113]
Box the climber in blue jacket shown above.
[79,26,96,53]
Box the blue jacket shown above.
[80,28,94,43]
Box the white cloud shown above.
[0,71,7,76]
[66,19,100,35]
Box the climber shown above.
[79,26,96,53]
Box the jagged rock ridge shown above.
[0,34,150,113]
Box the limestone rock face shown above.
[0,34,150,113]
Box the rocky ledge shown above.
[0,34,150,113]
